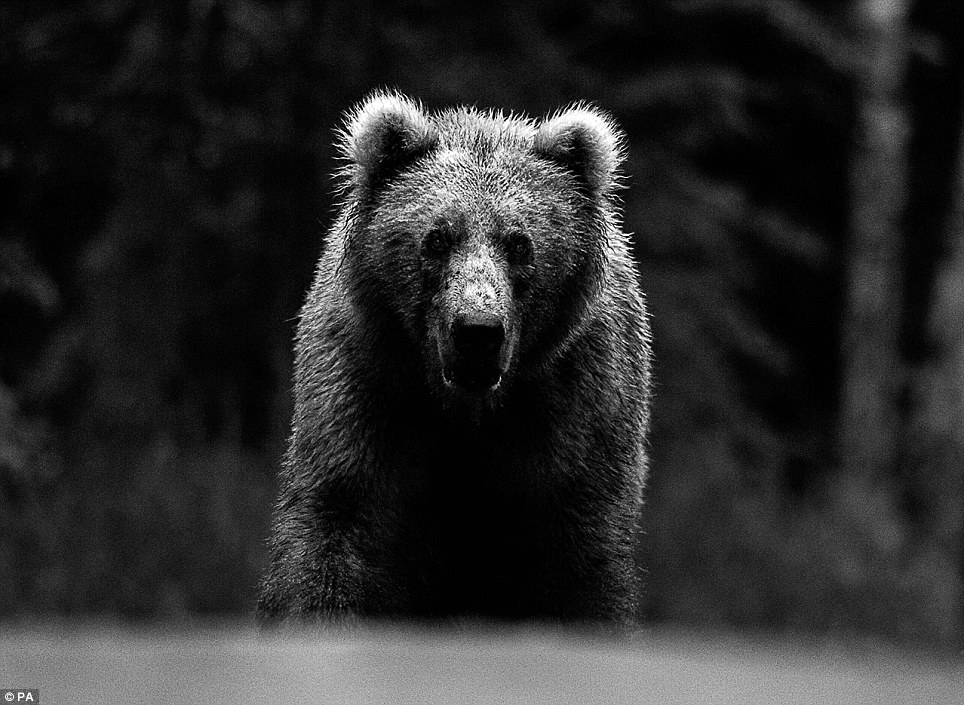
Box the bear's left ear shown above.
[340,92,439,195]
[533,107,624,199]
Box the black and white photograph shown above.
[2,1,963,702]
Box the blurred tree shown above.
[839,0,909,487]
[907,105,964,640]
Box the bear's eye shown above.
[505,233,533,265]
[422,229,450,258]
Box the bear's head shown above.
[337,92,625,406]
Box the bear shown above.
[257,92,652,628]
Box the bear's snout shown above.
[453,312,504,359]
[441,312,510,393]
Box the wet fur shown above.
[257,92,652,627]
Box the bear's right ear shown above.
[339,92,439,196]
[533,106,624,200]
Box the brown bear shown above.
[257,92,652,627]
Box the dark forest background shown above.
[1,0,962,648]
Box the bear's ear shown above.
[533,107,624,199]
[339,92,439,195]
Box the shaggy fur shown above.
[257,92,652,627]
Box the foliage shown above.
[0,0,961,645]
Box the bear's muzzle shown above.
[441,312,509,393]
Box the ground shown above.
[3,625,961,704]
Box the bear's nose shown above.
[452,313,505,358]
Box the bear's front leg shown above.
[256,493,389,628]
[530,488,642,627]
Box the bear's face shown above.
[368,150,563,398]
[338,94,623,405]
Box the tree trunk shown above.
[911,109,964,637]
[839,0,910,484]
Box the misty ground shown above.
[3,624,961,704]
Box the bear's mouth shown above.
[441,363,504,393]
[437,331,510,395]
